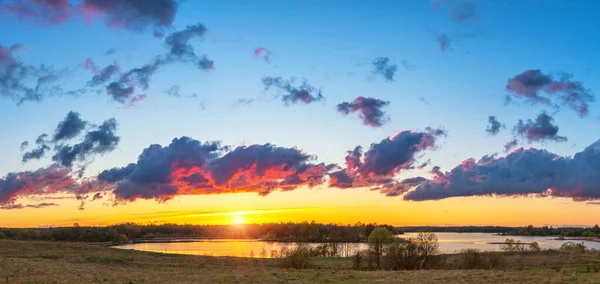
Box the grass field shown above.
[1,240,599,283]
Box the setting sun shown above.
[233,216,244,225]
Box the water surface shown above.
[114,232,600,257]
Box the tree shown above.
[368,227,394,269]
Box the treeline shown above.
[397,225,600,237]
[502,225,600,237]
[0,222,397,243]
[397,226,516,234]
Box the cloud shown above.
[1,0,178,33]
[84,58,121,87]
[486,116,504,135]
[20,141,29,151]
[506,70,593,116]
[372,57,397,82]
[503,139,518,153]
[89,24,214,103]
[53,111,88,142]
[0,0,72,25]
[262,77,324,105]
[513,112,567,143]
[22,144,51,163]
[97,137,335,202]
[82,0,178,33]
[233,98,255,107]
[164,24,214,70]
[52,118,120,167]
[0,165,102,205]
[126,94,147,107]
[0,44,69,104]
[436,34,451,52]
[254,47,271,62]
[21,112,120,168]
[336,96,390,127]
[165,85,198,99]
[328,128,447,194]
[403,139,600,202]
[0,202,59,210]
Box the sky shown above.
[1,0,600,228]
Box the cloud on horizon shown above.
[329,128,447,196]
[402,139,600,202]
[97,137,337,202]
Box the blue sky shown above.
[1,0,600,224]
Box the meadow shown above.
[1,239,600,284]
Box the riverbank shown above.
[2,240,600,283]
[556,237,600,243]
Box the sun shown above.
[233,216,245,225]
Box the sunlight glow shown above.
[233,216,244,225]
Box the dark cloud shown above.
[0,44,69,104]
[436,34,451,52]
[328,128,447,195]
[513,112,567,143]
[84,58,121,87]
[254,47,271,62]
[0,165,74,204]
[336,96,390,127]
[0,202,59,210]
[82,0,177,32]
[404,139,600,202]
[372,57,397,82]
[506,70,593,116]
[53,111,88,142]
[486,116,504,135]
[20,141,29,151]
[89,24,214,103]
[21,112,120,168]
[98,137,334,202]
[0,0,72,25]
[262,77,324,105]
[164,24,214,70]
[503,139,518,153]
[52,118,120,167]
[1,0,178,33]
[22,144,51,163]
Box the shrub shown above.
[280,243,313,269]
[352,251,361,270]
[458,249,481,269]
[560,242,586,253]
[499,239,528,252]
[382,233,440,270]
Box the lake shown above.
[113,232,600,258]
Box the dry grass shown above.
[1,240,599,283]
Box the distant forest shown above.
[0,222,397,244]
[399,225,600,237]
[1,223,598,244]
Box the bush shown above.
[352,251,361,270]
[382,233,440,270]
[457,249,507,270]
[560,242,586,253]
[280,243,313,269]
[458,249,481,269]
